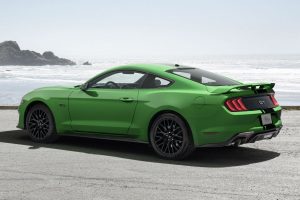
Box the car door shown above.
[68,70,146,135]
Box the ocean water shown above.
[0,55,299,106]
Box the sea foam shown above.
[0,55,299,105]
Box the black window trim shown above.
[86,69,174,90]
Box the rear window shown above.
[168,68,240,86]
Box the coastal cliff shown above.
[0,41,75,66]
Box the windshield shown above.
[168,68,240,86]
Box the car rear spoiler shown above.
[207,83,275,94]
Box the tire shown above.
[25,104,59,143]
[149,113,195,160]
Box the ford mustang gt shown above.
[17,63,282,159]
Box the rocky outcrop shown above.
[0,41,75,66]
[82,61,92,65]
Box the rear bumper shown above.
[201,126,282,147]
[192,104,282,146]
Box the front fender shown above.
[17,88,74,134]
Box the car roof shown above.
[109,63,184,74]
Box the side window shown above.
[90,71,146,89]
[173,71,191,79]
[142,74,171,88]
[202,77,216,84]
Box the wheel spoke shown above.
[28,109,50,140]
[154,117,184,155]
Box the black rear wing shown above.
[208,83,275,94]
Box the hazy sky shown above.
[0,0,299,59]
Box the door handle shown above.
[120,97,134,102]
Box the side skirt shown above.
[61,132,148,144]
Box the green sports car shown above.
[17,63,282,159]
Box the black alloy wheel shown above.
[26,104,58,143]
[150,113,194,159]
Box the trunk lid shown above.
[206,83,278,110]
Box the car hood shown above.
[22,85,77,102]
[33,85,75,91]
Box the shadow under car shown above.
[0,130,280,168]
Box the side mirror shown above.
[80,83,89,91]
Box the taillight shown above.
[270,94,279,106]
[225,98,248,112]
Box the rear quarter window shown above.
[169,68,240,86]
